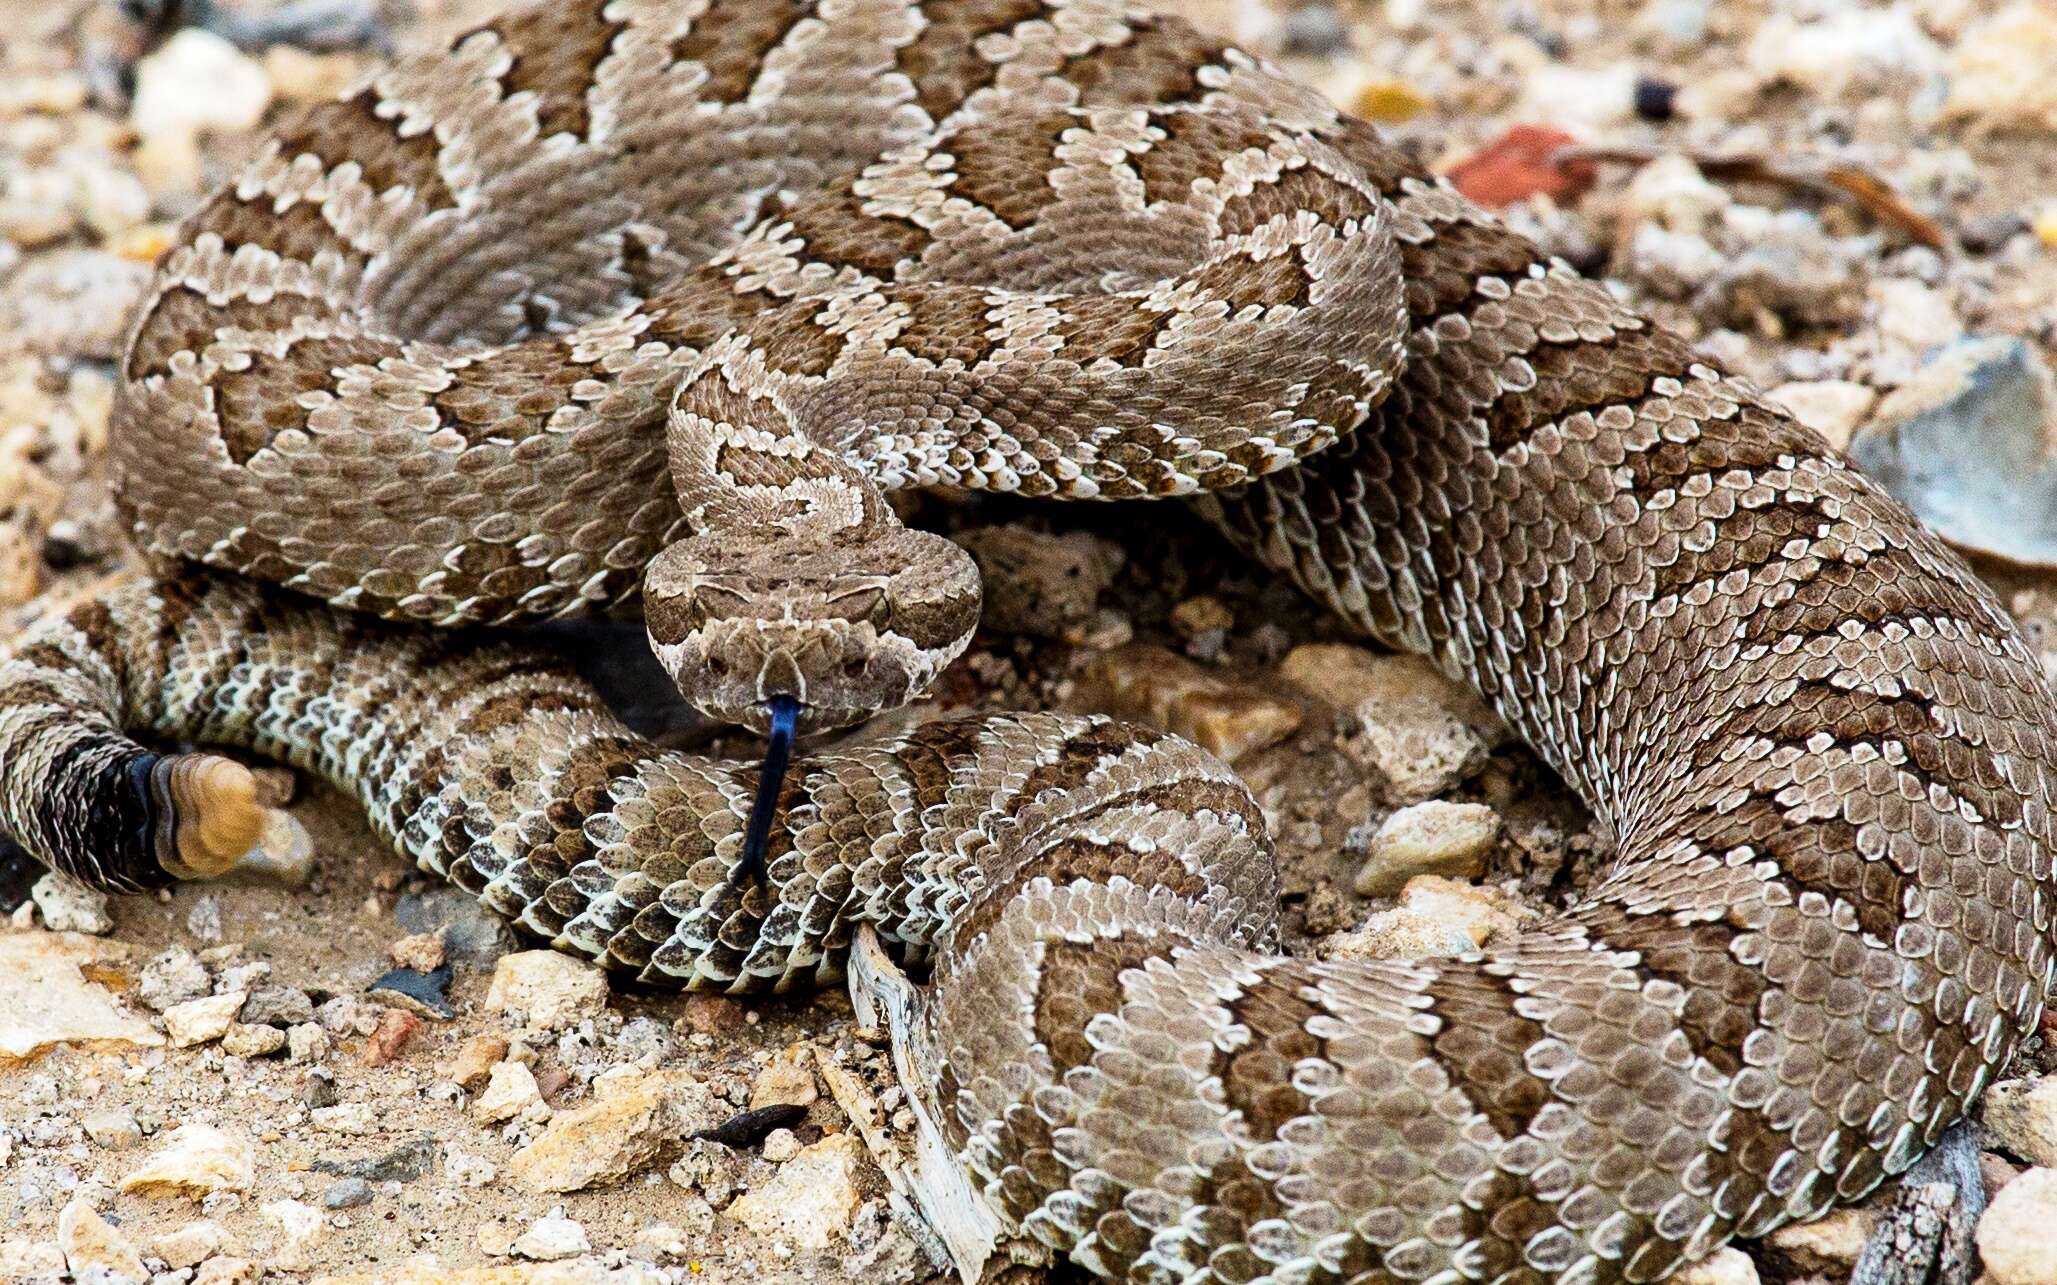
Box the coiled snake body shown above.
[2,2,2053,1282]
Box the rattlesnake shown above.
[1,1,2052,1281]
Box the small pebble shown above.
[510,1209,590,1262]
[387,930,446,972]
[360,1008,424,1066]
[219,1023,285,1059]
[321,1177,373,1210]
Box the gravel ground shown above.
[2,1,2056,1282]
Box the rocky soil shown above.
[1,1,2056,1282]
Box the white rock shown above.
[1326,876,1534,961]
[73,164,151,242]
[1943,2,2057,134]
[260,1198,324,1271]
[82,1107,143,1150]
[1979,1165,2057,1285]
[220,1022,285,1058]
[120,1123,254,1198]
[1769,380,1878,453]
[152,1220,225,1270]
[30,872,113,935]
[725,1133,870,1250]
[164,991,246,1048]
[1985,1076,2057,1168]
[58,1198,146,1283]
[0,1235,65,1281]
[287,1022,329,1063]
[137,948,211,1012]
[510,1209,590,1262]
[749,1048,818,1110]
[1748,9,1942,100]
[473,1060,547,1124]
[1628,225,1727,297]
[1671,1246,1758,1285]
[1870,279,1962,356]
[0,932,162,1062]
[1354,801,1500,897]
[1621,156,1732,237]
[1765,1207,1873,1272]
[484,952,609,1030]
[444,1146,498,1189]
[1516,61,1639,131]
[311,1102,377,1135]
[130,30,272,141]
[509,1070,706,1193]
[761,1128,802,1163]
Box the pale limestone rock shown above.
[509,1071,707,1193]
[287,1023,329,1063]
[58,1199,146,1284]
[443,1035,510,1091]
[0,1235,66,1280]
[1077,645,1302,762]
[30,872,113,935]
[1277,644,1504,741]
[1768,380,1878,453]
[510,1210,589,1262]
[749,1047,818,1110]
[389,931,447,973]
[311,1102,377,1135]
[0,932,161,1062]
[261,1198,324,1271]
[1671,1247,1758,1285]
[485,952,608,1030]
[164,992,246,1048]
[1984,1075,2057,1167]
[474,1060,548,1124]
[120,1123,254,1198]
[1943,3,2057,134]
[220,1022,285,1058]
[137,947,210,1012]
[1325,877,1534,961]
[81,1107,142,1150]
[152,1220,226,1270]
[130,30,272,141]
[195,1258,261,1284]
[1765,1207,1873,1273]
[761,1128,802,1163]
[725,1133,871,1250]
[311,1260,664,1284]
[1353,801,1500,897]
[1979,1165,2057,1285]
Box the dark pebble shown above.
[1634,76,1679,122]
[314,1134,438,1184]
[694,1103,808,1149]
[366,964,455,1020]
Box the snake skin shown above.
[0,1,2052,1282]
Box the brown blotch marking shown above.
[952,839,1208,956]
[1396,219,1541,320]
[1739,543,2005,653]
[737,298,843,379]
[1131,110,1280,212]
[1682,792,1915,951]
[1648,496,1835,603]
[1185,248,1314,312]
[476,0,626,141]
[430,340,586,444]
[1051,296,1176,368]
[1215,163,1379,239]
[1032,933,1180,1076]
[1318,116,1434,195]
[190,188,359,268]
[893,0,1043,123]
[1485,324,1700,453]
[272,87,454,211]
[779,186,934,281]
[211,333,398,465]
[945,113,1074,231]
[643,263,765,352]
[891,286,997,366]
[1419,965,1555,1142]
[1220,965,1326,1138]
[1059,14,1223,108]
[130,289,333,382]
[1573,902,1769,1077]
[1617,400,1826,501]
[1014,720,1161,808]
[668,0,813,104]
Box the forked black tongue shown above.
[734,694,801,888]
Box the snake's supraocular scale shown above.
[0,2,2052,1283]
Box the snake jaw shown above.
[734,693,802,888]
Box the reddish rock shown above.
[1444,126,1596,208]
[360,1009,422,1067]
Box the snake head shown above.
[644,526,981,734]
